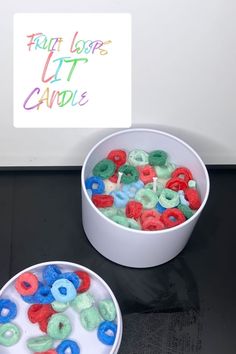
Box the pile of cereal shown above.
[0,264,117,352]
[85,149,201,231]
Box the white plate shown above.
[0,261,122,354]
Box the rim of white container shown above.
[82,128,210,235]
[0,260,123,354]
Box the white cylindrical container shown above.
[0,261,122,354]
[82,129,210,268]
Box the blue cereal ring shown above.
[85,176,105,195]
[58,272,80,290]
[43,265,62,286]
[51,279,77,303]
[122,180,144,198]
[57,339,80,354]
[97,321,117,346]
[110,191,129,208]
[178,190,189,206]
[156,202,166,214]
[0,299,17,324]
[21,282,54,304]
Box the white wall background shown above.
[0,0,235,166]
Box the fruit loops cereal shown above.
[86,149,202,231]
[0,264,118,351]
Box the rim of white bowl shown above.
[81,128,210,235]
[0,260,123,354]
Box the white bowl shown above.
[0,261,122,354]
[82,128,210,268]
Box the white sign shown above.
[13,13,131,128]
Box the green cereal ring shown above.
[159,188,179,208]
[104,179,116,194]
[99,207,117,219]
[188,179,197,188]
[135,188,158,209]
[80,306,102,331]
[118,165,139,184]
[98,299,117,321]
[92,159,116,179]
[127,218,141,230]
[145,181,164,197]
[71,292,94,313]
[148,150,168,166]
[47,314,72,340]
[116,208,126,216]
[111,215,129,227]
[0,323,21,347]
[51,301,70,313]
[178,204,194,219]
[128,149,149,166]
[27,335,53,352]
[155,162,175,179]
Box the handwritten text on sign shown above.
[14,14,131,128]
[24,32,112,110]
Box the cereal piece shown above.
[93,159,116,179]
[128,149,149,166]
[15,272,39,296]
[110,190,129,208]
[110,215,129,227]
[138,165,156,184]
[0,299,17,324]
[118,165,139,184]
[135,189,158,209]
[80,306,102,331]
[0,323,21,346]
[56,339,80,354]
[71,292,94,313]
[184,188,201,210]
[166,177,188,192]
[160,208,186,228]
[27,335,53,352]
[171,167,193,183]
[92,194,114,208]
[178,204,194,219]
[142,218,165,231]
[97,321,117,346]
[98,299,117,321]
[148,150,168,166]
[51,301,70,313]
[159,188,180,208]
[74,271,91,293]
[43,265,62,287]
[47,314,72,340]
[125,201,143,219]
[85,176,105,195]
[51,279,77,303]
[107,149,127,167]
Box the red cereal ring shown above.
[142,217,165,231]
[15,272,39,296]
[125,201,143,220]
[92,194,114,208]
[171,167,193,183]
[74,271,91,293]
[109,173,118,183]
[38,316,51,333]
[166,177,188,192]
[137,165,156,184]
[28,304,56,324]
[184,188,201,210]
[107,150,127,168]
[140,210,160,225]
[160,208,186,228]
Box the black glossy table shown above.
[0,167,235,353]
